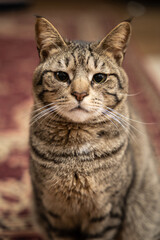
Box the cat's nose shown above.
[71,91,88,102]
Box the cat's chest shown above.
[40,142,129,213]
[42,170,110,215]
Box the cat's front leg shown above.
[121,184,160,240]
[41,232,73,240]
[35,212,74,240]
[38,213,121,240]
[80,217,122,240]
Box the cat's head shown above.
[33,17,131,123]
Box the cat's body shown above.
[29,17,160,240]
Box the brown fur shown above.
[29,17,160,240]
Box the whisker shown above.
[109,113,137,142]
[32,102,56,114]
[30,103,57,122]
[30,111,51,127]
[103,109,129,132]
[23,102,56,120]
[119,91,142,97]
[36,106,60,127]
[50,105,67,120]
[102,107,138,142]
[30,108,51,123]
[101,110,120,131]
[30,106,58,127]
[106,108,145,137]
[107,107,156,125]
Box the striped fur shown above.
[29,17,160,240]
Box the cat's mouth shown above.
[70,105,89,113]
[64,104,95,122]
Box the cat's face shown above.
[33,17,131,123]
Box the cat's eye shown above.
[54,71,69,82]
[92,73,107,84]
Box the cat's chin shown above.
[64,109,92,123]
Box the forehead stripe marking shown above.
[94,58,98,69]
[65,57,70,68]
[71,52,77,66]
[86,55,91,65]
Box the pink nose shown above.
[71,91,88,102]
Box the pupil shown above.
[95,74,104,83]
[54,71,69,82]
[97,75,102,81]
[59,72,67,80]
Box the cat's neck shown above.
[31,116,128,149]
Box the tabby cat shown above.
[29,17,160,240]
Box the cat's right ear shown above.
[35,17,67,61]
[95,20,132,66]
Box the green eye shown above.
[54,71,69,82]
[92,73,107,84]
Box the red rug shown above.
[0,16,160,240]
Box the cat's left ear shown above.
[95,20,132,66]
[35,16,67,61]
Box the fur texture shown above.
[29,17,160,240]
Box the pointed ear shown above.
[95,21,132,65]
[35,17,67,61]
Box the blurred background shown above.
[0,0,160,239]
[0,0,160,50]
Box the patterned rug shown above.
[0,12,160,240]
